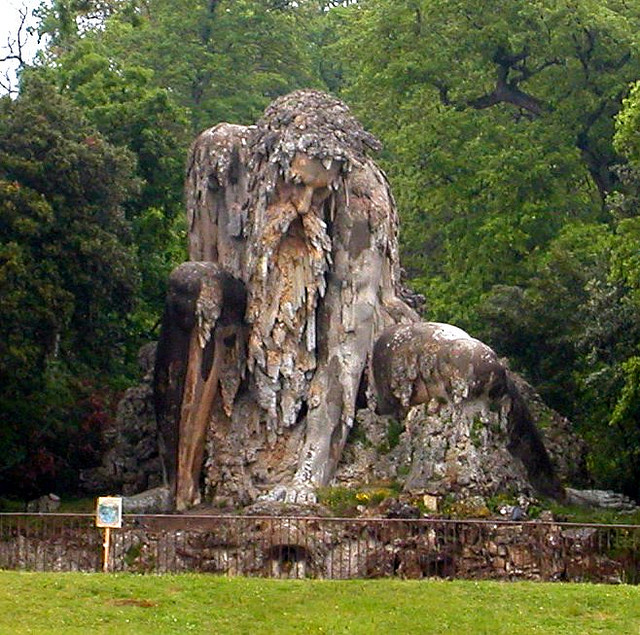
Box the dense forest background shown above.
[1,0,640,501]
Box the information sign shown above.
[96,496,123,529]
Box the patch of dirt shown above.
[109,598,158,608]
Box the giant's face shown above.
[287,153,341,215]
[245,151,343,427]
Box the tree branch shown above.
[1,6,28,68]
[468,62,548,116]
[450,46,558,117]
[576,97,621,202]
[433,80,451,106]
[0,5,30,95]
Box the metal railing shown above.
[0,513,638,583]
[0,513,101,572]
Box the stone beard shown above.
[245,163,336,435]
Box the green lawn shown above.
[0,572,639,634]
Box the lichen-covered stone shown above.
[80,343,161,496]
[110,90,613,512]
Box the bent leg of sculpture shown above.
[372,322,566,501]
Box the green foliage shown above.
[57,497,95,512]
[41,39,191,334]
[337,0,640,329]
[386,418,404,451]
[42,0,324,132]
[376,418,404,454]
[485,492,525,514]
[478,222,613,410]
[316,485,397,516]
[0,76,139,496]
[548,502,640,526]
[615,80,640,170]
[0,75,140,360]
[588,357,640,498]
[440,496,492,519]
[316,486,360,516]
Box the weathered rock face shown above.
[154,90,421,510]
[26,493,61,513]
[80,343,163,496]
[145,89,570,510]
[508,372,589,488]
[371,323,564,500]
[334,369,589,499]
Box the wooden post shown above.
[96,496,122,573]
[102,526,111,573]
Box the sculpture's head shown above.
[248,89,382,210]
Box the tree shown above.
[0,75,140,496]
[476,223,613,411]
[37,0,324,132]
[336,0,640,329]
[40,39,191,334]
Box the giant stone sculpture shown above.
[154,90,564,511]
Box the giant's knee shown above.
[166,262,246,332]
[372,322,508,413]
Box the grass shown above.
[0,497,96,513]
[0,572,639,634]
[547,503,640,525]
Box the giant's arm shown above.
[154,266,199,490]
[154,263,246,509]
[154,124,250,510]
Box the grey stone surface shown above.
[105,91,606,511]
[26,493,61,513]
[565,488,637,511]
[122,486,172,514]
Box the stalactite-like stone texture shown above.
[154,90,564,510]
